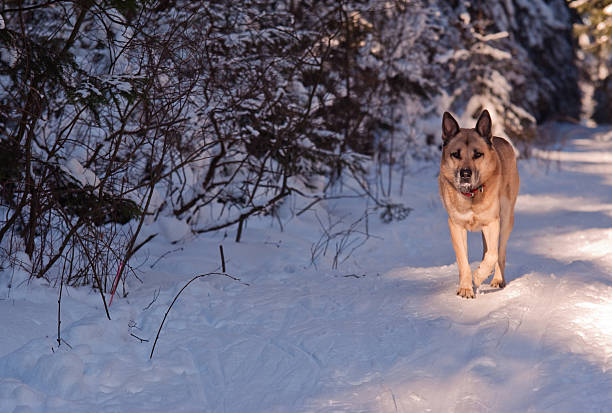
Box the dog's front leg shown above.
[473,219,500,288]
[448,218,473,298]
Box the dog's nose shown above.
[460,168,472,179]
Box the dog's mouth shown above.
[458,182,473,192]
[455,171,479,193]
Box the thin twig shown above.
[132,233,159,259]
[130,333,149,343]
[296,194,363,217]
[142,288,160,311]
[149,246,183,269]
[149,272,249,359]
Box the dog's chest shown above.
[451,205,491,231]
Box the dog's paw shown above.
[473,266,492,287]
[457,286,475,298]
[490,278,506,288]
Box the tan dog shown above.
[439,110,519,298]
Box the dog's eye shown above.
[451,150,461,159]
[473,151,483,159]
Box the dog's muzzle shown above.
[456,168,478,192]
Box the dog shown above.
[438,110,520,298]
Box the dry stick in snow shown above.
[55,272,72,349]
[219,245,226,272]
[149,272,249,359]
[57,272,63,348]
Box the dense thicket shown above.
[0,0,582,291]
[571,0,612,123]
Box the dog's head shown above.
[440,110,497,193]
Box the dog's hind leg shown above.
[481,231,488,260]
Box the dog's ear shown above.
[475,110,492,144]
[442,112,459,144]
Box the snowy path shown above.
[1,124,612,412]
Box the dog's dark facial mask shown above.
[441,111,493,194]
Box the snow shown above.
[60,158,100,188]
[0,44,17,68]
[157,216,192,243]
[473,31,510,42]
[2,123,612,411]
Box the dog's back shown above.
[492,136,519,205]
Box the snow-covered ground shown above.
[1,123,612,412]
